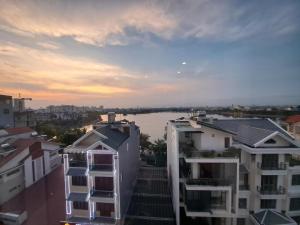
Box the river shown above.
[84,112,230,142]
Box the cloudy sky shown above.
[0,0,299,108]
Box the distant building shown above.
[167,117,300,225]
[0,95,14,128]
[0,127,61,205]
[63,114,140,224]
[285,115,300,141]
[14,110,36,128]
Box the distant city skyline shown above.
[0,0,300,108]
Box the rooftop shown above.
[96,125,129,149]
[286,115,300,124]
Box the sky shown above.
[0,0,299,109]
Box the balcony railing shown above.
[186,178,230,186]
[257,162,287,170]
[89,164,113,171]
[239,184,250,190]
[289,158,300,167]
[179,143,240,158]
[69,160,87,167]
[90,188,114,198]
[257,186,285,195]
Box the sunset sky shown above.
[0,0,300,108]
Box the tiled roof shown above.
[5,127,34,135]
[96,125,129,149]
[214,118,293,147]
[286,115,300,124]
[0,138,42,168]
[0,139,33,167]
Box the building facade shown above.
[167,117,300,225]
[63,118,140,225]
[0,128,61,205]
[0,95,14,128]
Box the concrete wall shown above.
[199,126,231,151]
[0,165,25,204]
[118,124,140,219]
[167,123,180,225]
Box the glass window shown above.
[237,218,246,225]
[239,198,247,209]
[73,201,88,210]
[292,175,300,185]
[261,199,276,209]
[290,198,300,211]
[72,176,87,186]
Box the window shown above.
[290,198,300,211]
[292,175,300,185]
[264,139,276,144]
[72,176,87,186]
[224,137,230,148]
[261,199,276,209]
[261,175,277,191]
[9,186,18,192]
[185,132,191,138]
[6,168,20,177]
[239,198,247,209]
[73,201,88,210]
[3,108,9,114]
[237,218,246,225]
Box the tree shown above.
[58,128,86,146]
[140,133,151,150]
[150,139,167,166]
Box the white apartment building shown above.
[167,117,300,225]
[0,127,61,205]
[63,117,140,225]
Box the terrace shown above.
[179,143,240,159]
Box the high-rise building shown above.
[167,116,300,225]
[63,116,140,225]
[0,95,13,128]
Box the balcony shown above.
[289,158,300,167]
[257,162,287,170]
[69,160,87,168]
[180,144,239,159]
[90,188,114,203]
[89,164,113,171]
[257,186,285,195]
[239,184,250,190]
[90,188,114,198]
[186,178,230,187]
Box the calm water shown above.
[85,112,229,142]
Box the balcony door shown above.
[94,154,112,164]
[95,177,113,191]
[261,175,277,191]
[262,154,278,169]
[96,203,114,217]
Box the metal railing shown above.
[186,178,230,186]
[257,186,285,195]
[90,188,114,198]
[257,162,287,170]
[239,184,250,190]
[69,160,87,167]
[89,164,113,171]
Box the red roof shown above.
[5,127,34,135]
[0,139,37,168]
[286,115,300,124]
